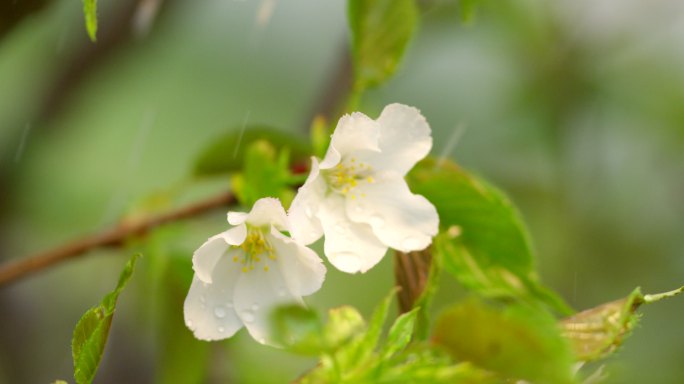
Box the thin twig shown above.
[0,191,236,287]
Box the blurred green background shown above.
[1,0,683,383]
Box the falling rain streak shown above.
[232,110,251,159]
[436,122,466,168]
[14,123,31,163]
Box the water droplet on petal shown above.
[368,214,385,227]
[218,326,225,333]
[242,311,255,323]
[334,224,346,235]
[214,306,227,318]
[186,320,194,330]
[226,301,234,308]
[277,288,287,297]
[199,295,206,303]
[251,303,260,311]
[331,252,363,273]
[304,204,313,217]
[402,237,423,250]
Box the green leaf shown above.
[433,299,575,384]
[381,308,419,359]
[193,126,311,176]
[72,254,140,384]
[348,0,419,91]
[561,285,684,362]
[231,140,296,207]
[82,0,98,42]
[408,158,572,314]
[354,289,395,361]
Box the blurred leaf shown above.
[459,0,482,24]
[231,140,296,207]
[146,230,210,384]
[82,0,98,42]
[72,254,140,384]
[348,0,419,91]
[310,115,330,159]
[433,299,574,384]
[561,285,684,362]
[322,306,366,351]
[408,158,572,314]
[194,126,311,176]
[272,305,324,355]
[273,305,366,356]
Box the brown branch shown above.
[0,191,236,287]
[394,248,432,314]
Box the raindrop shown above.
[277,288,287,297]
[334,224,346,234]
[251,303,260,312]
[368,214,385,227]
[309,231,318,239]
[242,311,255,323]
[214,306,227,319]
[332,252,362,272]
[402,237,422,250]
[186,320,194,330]
[304,204,313,217]
[199,295,206,303]
[226,301,234,308]
[218,326,225,333]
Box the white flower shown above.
[184,197,326,344]
[288,103,439,274]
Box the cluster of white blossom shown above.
[184,103,439,345]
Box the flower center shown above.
[232,225,277,273]
[324,158,375,199]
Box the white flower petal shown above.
[227,211,249,225]
[246,197,288,230]
[192,227,243,283]
[288,158,326,245]
[359,103,432,176]
[184,251,244,341]
[347,171,438,252]
[234,263,303,345]
[270,228,326,296]
[321,112,381,170]
[219,224,248,246]
[318,195,387,273]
